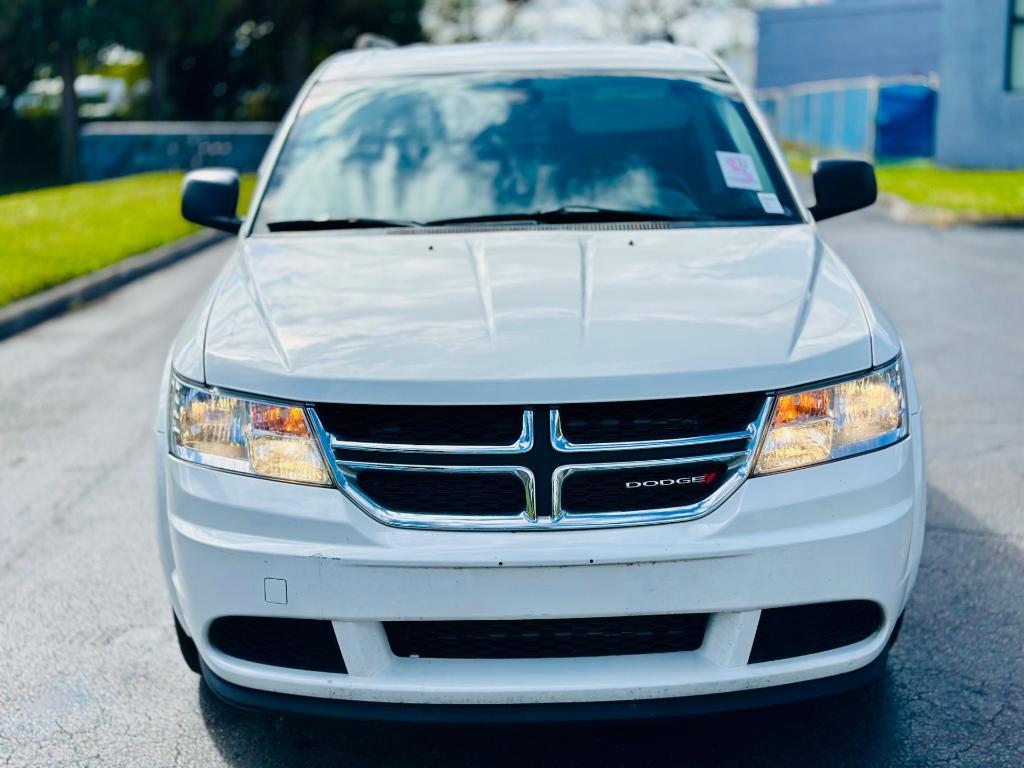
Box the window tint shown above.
[254,72,801,230]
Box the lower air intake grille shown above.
[208,616,346,673]
[385,614,709,659]
[560,461,728,513]
[356,470,526,515]
[558,393,765,444]
[749,601,883,663]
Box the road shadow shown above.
[198,673,901,768]
[198,487,1024,768]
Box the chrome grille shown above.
[557,458,729,514]
[555,393,765,447]
[315,404,532,453]
[355,468,528,516]
[308,396,771,530]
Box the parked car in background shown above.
[157,43,925,720]
[13,74,131,118]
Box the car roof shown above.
[316,42,724,83]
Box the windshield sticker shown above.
[716,151,763,191]
[757,192,785,214]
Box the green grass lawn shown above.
[0,171,254,307]
[784,148,1024,219]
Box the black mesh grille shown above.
[749,601,883,663]
[208,616,346,673]
[561,462,727,513]
[356,470,526,515]
[558,394,765,445]
[385,614,709,659]
[316,404,524,447]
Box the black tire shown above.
[174,612,202,674]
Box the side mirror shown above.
[181,168,242,233]
[809,159,877,222]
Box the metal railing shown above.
[757,73,940,159]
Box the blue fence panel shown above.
[785,95,800,139]
[801,93,815,144]
[819,90,837,150]
[840,88,871,154]
[875,84,937,159]
[757,80,934,160]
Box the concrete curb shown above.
[0,230,228,342]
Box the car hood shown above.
[200,225,874,404]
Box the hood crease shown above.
[467,239,497,342]
[579,235,596,340]
[240,248,293,372]
[786,234,824,361]
[203,226,873,404]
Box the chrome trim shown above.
[548,397,774,528]
[326,409,534,454]
[333,460,537,530]
[307,397,775,531]
[549,400,769,453]
[307,408,538,530]
[552,451,750,527]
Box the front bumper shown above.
[157,413,925,709]
[200,632,900,722]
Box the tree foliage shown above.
[0,0,134,180]
[0,0,425,182]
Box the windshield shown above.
[253,71,802,231]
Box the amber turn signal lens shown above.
[251,403,311,437]
[772,389,830,425]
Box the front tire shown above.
[174,612,202,674]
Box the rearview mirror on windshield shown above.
[809,159,877,222]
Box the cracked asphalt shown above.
[1,207,1022,767]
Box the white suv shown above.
[157,43,925,720]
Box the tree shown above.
[0,1,34,100]
[33,1,90,181]
[118,0,240,119]
[423,0,758,47]
[422,0,479,42]
[2,0,124,181]
[254,0,424,102]
[152,0,424,120]
[622,0,753,43]
[0,0,428,183]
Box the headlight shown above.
[169,376,331,485]
[754,357,908,475]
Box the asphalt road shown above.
[1,209,1022,767]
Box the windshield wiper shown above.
[424,206,711,226]
[266,217,421,232]
[266,206,719,232]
